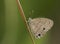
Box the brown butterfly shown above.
[28,18,54,39]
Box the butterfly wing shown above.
[28,18,54,39]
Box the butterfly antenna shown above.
[16,0,35,44]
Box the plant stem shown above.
[16,0,35,44]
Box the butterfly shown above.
[28,18,54,39]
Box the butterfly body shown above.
[28,18,54,39]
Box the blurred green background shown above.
[0,0,60,44]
